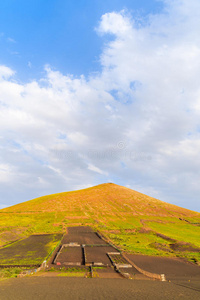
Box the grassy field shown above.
[0,183,200,263]
[0,267,29,279]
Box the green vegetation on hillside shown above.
[0,183,200,263]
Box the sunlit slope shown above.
[1,183,200,263]
[1,183,198,217]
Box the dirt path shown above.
[0,277,199,300]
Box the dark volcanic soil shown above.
[56,246,83,265]
[0,277,199,300]
[67,227,94,234]
[169,242,200,252]
[62,232,107,245]
[126,254,200,280]
[85,246,117,265]
[0,234,62,266]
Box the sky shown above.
[0,0,200,212]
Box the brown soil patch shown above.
[149,242,172,252]
[169,242,200,252]
[109,230,121,234]
[138,227,152,234]
[155,233,176,242]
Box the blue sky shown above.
[1,0,200,212]
[0,0,163,81]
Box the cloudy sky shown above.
[0,0,200,212]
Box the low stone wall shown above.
[82,245,86,265]
[0,264,40,268]
[123,254,166,281]
[17,259,48,277]
[116,267,130,279]
[50,244,62,265]
[96,231,121,252]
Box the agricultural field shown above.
[0,234,62,266]
[0,183,200,263]
[85,246,117,266]
[55,246,83,265]
[62,231,107,245]
[53,227,119,268]
[108,253,129,265]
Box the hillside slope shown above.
[0,183,200,263]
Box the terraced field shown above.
[51,226,141,279]
[0,234,62,266]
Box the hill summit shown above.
[1,183,198,216]
[0,183,200,263]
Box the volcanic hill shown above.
[0,183,200,263]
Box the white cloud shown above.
[97,10,132,36]
[0,66,15,80]
[88,164,108,176]
[1,0,200,211]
